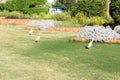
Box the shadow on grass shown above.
[22,38,120,73]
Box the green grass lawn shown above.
[0,24,120,80]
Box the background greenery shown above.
[110,0,120,24]
[0,0,120,26]
[4,0,47,14]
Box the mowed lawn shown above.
[0,24,120,80]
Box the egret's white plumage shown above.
[29,28,33,35]
[86,38,94,49]
[35,33,41,42]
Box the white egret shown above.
[29,28,33,35]
[35,33,41,42]
[86,38,94,49]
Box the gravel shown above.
[27,20,55,30]
[76,25,120,42]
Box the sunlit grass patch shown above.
[0,24,120,80]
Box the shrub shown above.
[74,12,89,25]
[110,0,120,24]
[22,7,48,15]
[41,14,52,19]
[114,15,120,24]
[4,0,17,11]
[55,21,81,27]
[89,16,105,25]
[4,0,47,14]
[0,3,5,11]
[30,13,42,19]
[102,14,114,25]
[70,0,106,16]
[0,10,9,17]
[51,12,71,21]
[75,12,88,24]
[74,12,112,26]
[6,11,25,19]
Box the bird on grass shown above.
[86,38,94,49]
[29,28,33,35]
[35,33,41,42]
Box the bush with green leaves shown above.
[5,11,25,19]
[22,7,48,15]
[0,3,5,11]
[74,12,112,26]
[51,12,71,21]
[74,12,88,25]
[4,0,17,11]
[0,10,9,17]
[4,0,47,14]
[89,16,105,25]
[110,0,120,24]
[0,11,31,19]
[102,13,113,25]
[114,15,120,24]
[70,0,106,17]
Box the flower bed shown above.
[0,17,32,25]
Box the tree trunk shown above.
[106,0,111,16]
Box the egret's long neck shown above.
[91,38,94,42]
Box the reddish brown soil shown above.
[71,36,120,43]
[0,17,32,25]
[0,17,81,32]
[26,26,81,32]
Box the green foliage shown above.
[0,3,5,11]
[0,10,9,17]
[5,11,25,19]
[110,0,120,24]
[102,13,114,24]
[89,16,105,25]
[55,21,81,27]
[51,12,71,21]
[41,14,52,19]
[70,0,106,17]
[4,0,17,11]
[74,12,88,25]
[30,13,41,19]
[55,0,76,11]
[22,7,48,14]
[73,12,112,26]
[4,0,47,14]
[0,10,31,19]
[114,15,120,24]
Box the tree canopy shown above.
[4,0,47,14]
[110,0,120,24]
[56,0,106,17]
